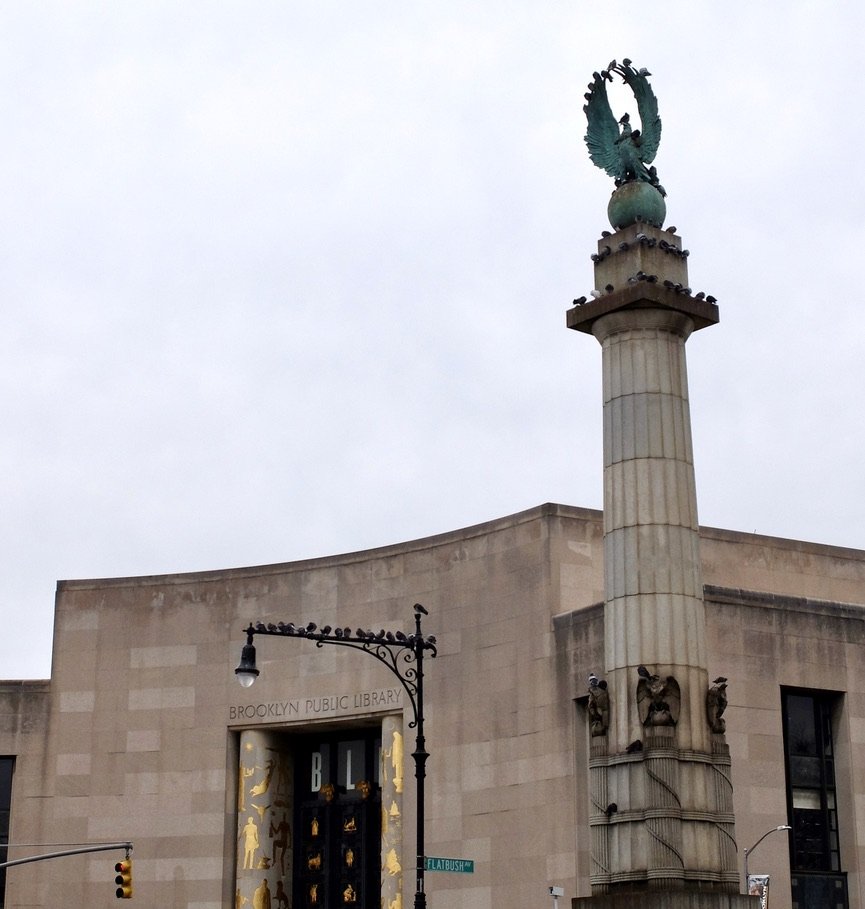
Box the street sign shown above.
[425,856,474,874]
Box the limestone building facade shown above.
[1,503,863,908]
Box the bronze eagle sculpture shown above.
[584,59,664,195]
[636,664,680,727]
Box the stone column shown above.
[236,729,294,909]
[569,221,742,897]
[381,715,405,909]
[593,305,709,755]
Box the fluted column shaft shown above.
[593,308,709,755]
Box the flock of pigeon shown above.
[571,224,718,308]
[250,619,437,647]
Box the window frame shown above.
[781,687,849,909]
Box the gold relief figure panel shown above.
[343,883,357,903]
[343,815,357,833]
[356,779,372,799]
[266,746,291,799]
[391,731,404,793]
[239,764,255,811]
[252,878,272,909]
[388,892,402,909]
[251,802,270,821]
[388,800,400,819]
[241,816,261,870]
[380,745,389,784]
[309,883,319,905]
[269,813,291,876]
[384,848,401,876]
[344,846,355,868]
[307,850,322,871]
[320,783,336,803]
[311,816,320,837]
[250,759,275,798]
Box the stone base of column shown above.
[587,728,740,890]
[573,893,759,908]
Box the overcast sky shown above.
[2,3,863,678]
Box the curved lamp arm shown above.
[743,824,791,889]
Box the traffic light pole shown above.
[0,841,133,869]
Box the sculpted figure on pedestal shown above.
[706,676,728,734]
[587,672,610,736]
[637,665,680,727]
[584,59,663,192]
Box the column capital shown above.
[567,285,718,340]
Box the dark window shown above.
[0,758,13,909]
[782,690,848,908]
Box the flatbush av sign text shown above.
[229,686,403,724]
[425,857,475,874]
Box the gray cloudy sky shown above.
[2,3,863,678]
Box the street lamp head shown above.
[235,639,259,688]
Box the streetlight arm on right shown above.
[742,824,792,889]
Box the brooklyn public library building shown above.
[3,91,865,909]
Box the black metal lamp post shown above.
[235,603,437,909]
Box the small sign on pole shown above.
[747,874,770,908]
[424,856,474,874]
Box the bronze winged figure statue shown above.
[584,59,664,195]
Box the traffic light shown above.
[114,859,133,899]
